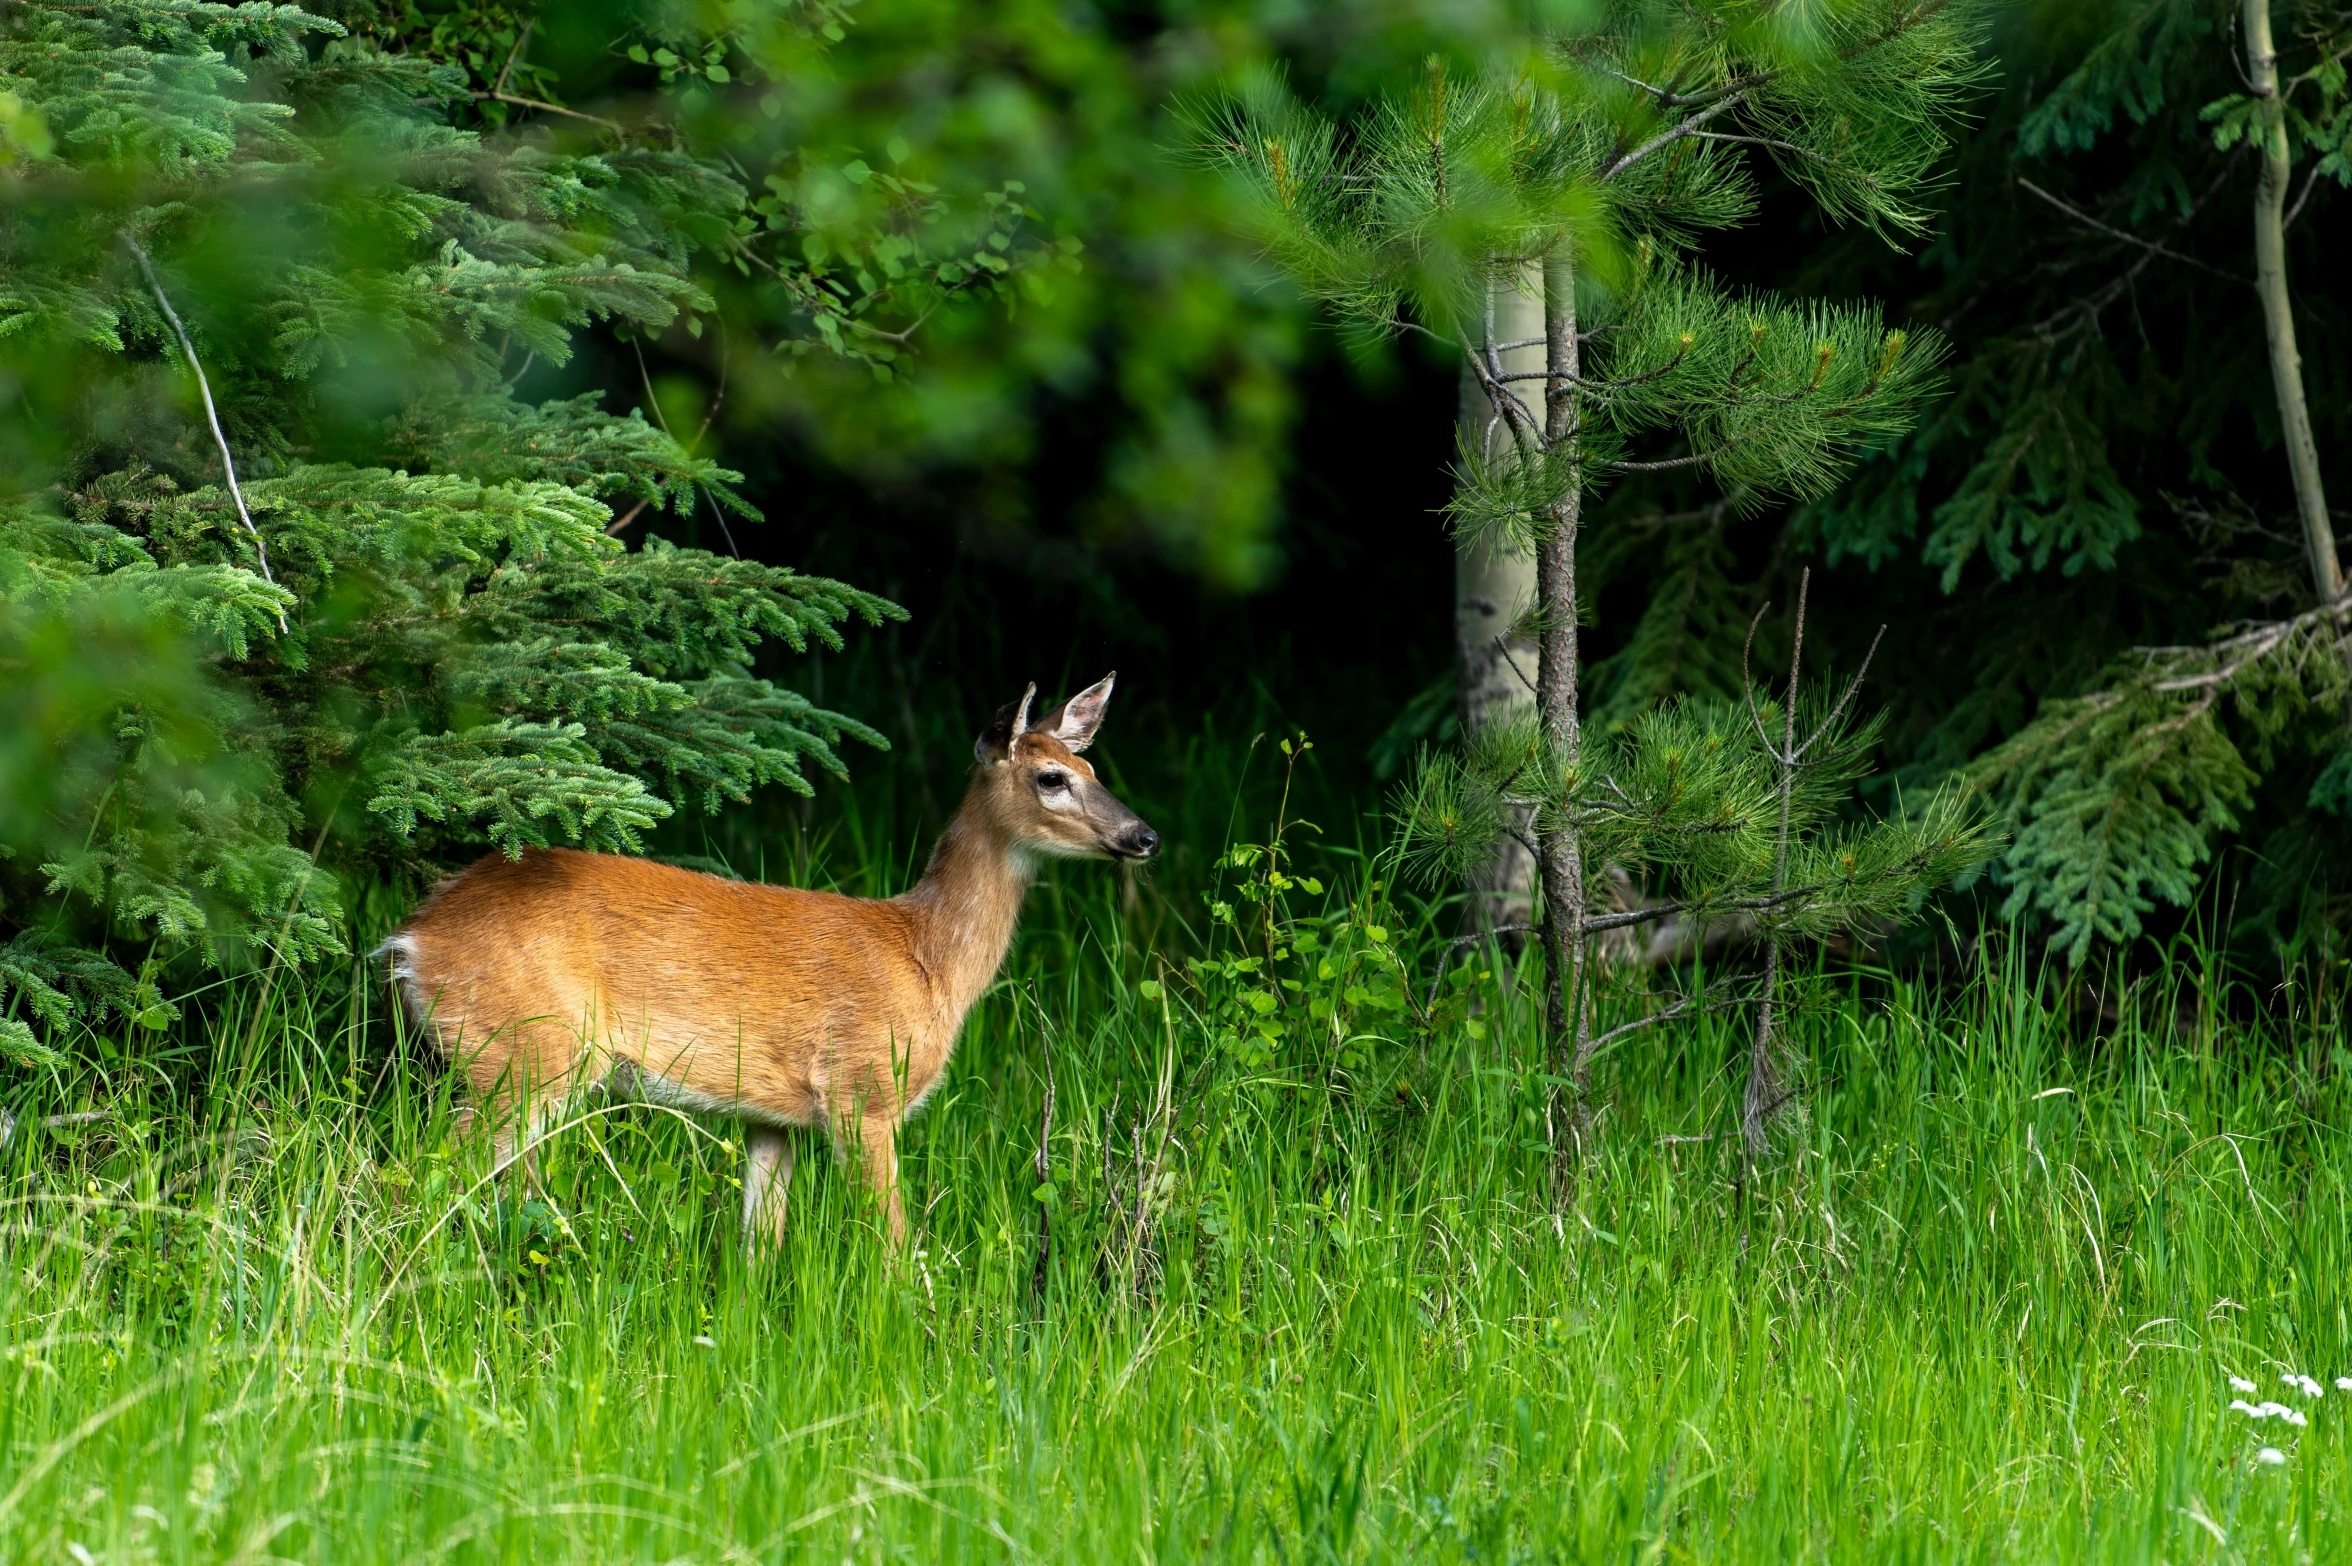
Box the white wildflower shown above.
[2297,1375,2324,1399]
[2280,1407,2309,1427]
[692,1335,716,1348]
[2231,1399,2262,1417]
[2230,1375,2259,1393]
[2339,1377,2352,1392]
[2255,1447,2287,1467]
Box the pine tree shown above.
[1195,0,1993,1158]
[0,1,918,1063]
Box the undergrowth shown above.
[2,741,2348,1563]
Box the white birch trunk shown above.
[1455,267,1543,939]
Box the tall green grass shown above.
[4,768,2348,1562]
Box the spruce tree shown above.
[1194,0,1993,1156]
[0,1,918,1062]
[1831,0,2352,966]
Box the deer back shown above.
[388,848,946,1127]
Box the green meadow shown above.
[4,754,2345,1564]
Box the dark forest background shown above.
[584,0,2352,967]
[5,0,2347,1041]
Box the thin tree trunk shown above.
[1536,250,1589,1168]
[1743,573,1808,1165]
[2244,0,2343,603]
[1457,267,1543,944]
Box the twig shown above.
[1606,447,1727,474]
[1421,924,1538,1014]
[2284,162,2320,230]
[1488,338,1690,390]
[1791,623,1887,763]
[469,91,624,133]
[1582,983,1756,1055]
[491,20,534,98]
[1580,884,1825,933]
[604,498,650,538]
[118,232,288,634]
[2016,178,2247,286]
[1598,92,1747,183]
[632,340,740,558]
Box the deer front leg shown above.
[742,1128,794,1254]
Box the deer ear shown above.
[1042,671,1116,752]
[974,682,1038,763]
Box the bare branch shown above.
[1598,92,1747,183]
[470,91,625,133]
[1793,622,1888,759]
[1741,600,1777,754]
[118,231,288,633]
[2016,178,2248,286]
[1422,924,1539,1013]
[491,19,534,97]
[1605,448,1727,474]
[1583,982,1756,1054]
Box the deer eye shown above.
[1036,771,1070,792]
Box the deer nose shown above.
[1122,824,1161,860]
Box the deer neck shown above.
[898,783,1031,1031]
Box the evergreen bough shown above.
[0,1,905,1063]
[1196,0,1995,1158]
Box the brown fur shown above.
[383,677,1154,1247]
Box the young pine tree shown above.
[0,2,923,1061]
[1194,0,1992,1157]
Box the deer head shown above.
[972,673,1159,862]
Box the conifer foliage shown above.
[0,2,902,1062]
[1779,0,2352,963]
[1198,0,1994,1156]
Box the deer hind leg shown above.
[742,1128,794,1254]
[457,1085,549,1203]
[460,1024,573,1204]
[848,1114,907,1249]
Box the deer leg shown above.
[742,1128,794,1254]
[851,1115,907,1248]
[466,1087,547,1205]
[488,1112,541,1203]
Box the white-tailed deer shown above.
[380,674,1156,1248]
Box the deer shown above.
[379,674,1157,1249]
